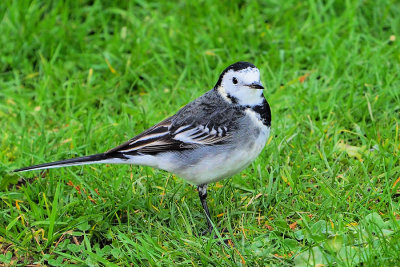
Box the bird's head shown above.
[215,61,264,106]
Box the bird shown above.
[13,61,271,234]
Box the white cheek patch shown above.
[232,87,263,106]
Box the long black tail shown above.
[13,153,111,173]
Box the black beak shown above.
[247,81,264,89]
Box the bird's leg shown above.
[198,184,214,235]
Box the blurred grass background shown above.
[1,0,400,265]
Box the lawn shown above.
[1,0,400,265]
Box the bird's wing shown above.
[105,116,232,156]
[106,106,242,156]
[105,91,244,156]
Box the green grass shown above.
[1,0,400,265]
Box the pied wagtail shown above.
[14,61,271,234]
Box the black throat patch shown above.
[248,98,271,127]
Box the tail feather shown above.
[13,153,110,173]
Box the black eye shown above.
[232,77,238,84]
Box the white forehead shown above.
[223,67,260,82]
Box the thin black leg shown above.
[198,184,213,234]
